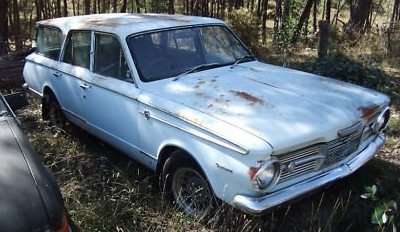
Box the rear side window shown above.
[94,34,131,81]
[36,27,64,60]
[63,31,91,69]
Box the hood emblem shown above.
[338,121,362,138]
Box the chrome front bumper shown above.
[232,134,386,215]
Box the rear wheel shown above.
[43,93,65,130]
[161,150,214,219]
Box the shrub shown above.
[226,8,260,52]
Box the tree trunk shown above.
[325,0,331,23]
[257,0,262,16]
[112,0,117,12]
[291,0,314,43]
[93,0,97,13]
[72,0,76,15]
[12,0,22,50]
[63,0,68,16]
[221,0,225,19]
[0,0,9,55]
[169,0,175,14]
[135,0,141,12]
[313,0,318,33]
[56,0,62,17]
[274,0,282,33]
[318,20,329,58]
[348,0,373,31]
[85,0,91,14]
[121,0,127,12]
[35,0,42,20]
[392,0,400,22]
[262,0,269,42]
[282,0,290,29]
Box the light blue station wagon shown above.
[24,13,391,217]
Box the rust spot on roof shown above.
[358,104,380,121]
[136,14,192,22]
[82,18,131,27]
[230,90,263,104]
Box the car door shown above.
[57,30,92,128]
[24,26,64,96]
[80,32,147,165]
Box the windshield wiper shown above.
[173,63,225,81]
[0,110,8,117]
[230,55,255,69]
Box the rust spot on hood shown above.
[230,90,263,104]
[358,104,379,121]
[194,80,206,89]
[181,115,203,126]
[248,167,259,179]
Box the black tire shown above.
[161,150,214,219]
[43,93,66,130]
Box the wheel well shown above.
[41,86,55,120]
[156,146,199,175]
[42,86,54,98]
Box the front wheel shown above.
[162,151,214,219]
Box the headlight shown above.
[373,107,390,133]
[254,158,281,190]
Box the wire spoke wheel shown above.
[48,96,64,130]
[171,167,213,219]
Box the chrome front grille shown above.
[279,145,325,182]
[324,125,364,167]
[278,123,365,183]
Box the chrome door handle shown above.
[79,83,89,90]
[53,72,61,77]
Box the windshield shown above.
[128,25,253,82]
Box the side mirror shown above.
[4,92,29,112]
[32,39,37,49]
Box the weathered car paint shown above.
[23,13,390,214]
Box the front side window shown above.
[63,31,91,69]
[36,26,64,60]
[94,34,131,81]
[128,25,253,82]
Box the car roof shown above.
[38,13,225,38]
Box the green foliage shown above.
[387,117,400,136]
[302,52,387,90]
[361,184,378,201]
[226,8,260,52]
[361,184,398,231]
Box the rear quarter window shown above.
[36,26,64,60]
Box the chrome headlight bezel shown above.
[373,107,390,133]
[254,158,282,191]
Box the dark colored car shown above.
[0,92,72,232]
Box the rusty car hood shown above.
[140,61,389,152]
